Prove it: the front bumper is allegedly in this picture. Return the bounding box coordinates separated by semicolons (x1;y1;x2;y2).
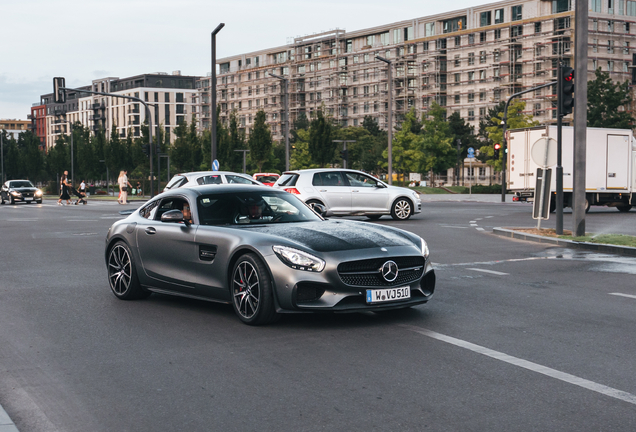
264;246;435;313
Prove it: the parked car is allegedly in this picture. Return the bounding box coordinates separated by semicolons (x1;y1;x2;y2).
273;169;422;220
163;171;262;192
104;184;435;325
252;173;280;186
0;180;43;204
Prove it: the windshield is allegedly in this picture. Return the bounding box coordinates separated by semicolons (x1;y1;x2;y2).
165;175;187;190
255;175;279;183
9;181;34;188
225;175;257;184
197;191;322;226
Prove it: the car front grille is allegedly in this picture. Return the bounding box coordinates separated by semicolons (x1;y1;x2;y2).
337;256;425;287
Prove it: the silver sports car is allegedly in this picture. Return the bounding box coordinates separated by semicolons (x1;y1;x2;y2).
105;185;435;325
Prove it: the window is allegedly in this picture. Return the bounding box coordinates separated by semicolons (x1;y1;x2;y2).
609;20;615;32
165;93;170;102
442;16;467;33
495;8;504;24
592;0;602;11
468;52;475;65
468;92;475;103
480;32;486;42
455;94;461;104
480;70;486;81
479;107;486;118
480;51;487;63
535;22;542;33
479;91;486;101
511;25;523;37
454;73;461;83
593;59;598;70
593;38;598;52
609;0;615;14
624;41;630;54
608;40;614;53
425;22;435;37
608;60;614;71
628;1;636;15
625;22;631;32
494;29;501;40
468;33;475;44
468;110;475;121
512;5;522;20
455;36;461;46
553;0;570;13
468;71;475;82
619;0;625;14
624;61;630;72
454;54;460;67
480;11;491;27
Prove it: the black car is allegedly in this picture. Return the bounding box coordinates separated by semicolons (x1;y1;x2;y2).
1;180;43;204
105;185;435;325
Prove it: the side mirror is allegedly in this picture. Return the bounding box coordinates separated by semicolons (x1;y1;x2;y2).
161;209;190;226
312;203;327;217
376;182;387;188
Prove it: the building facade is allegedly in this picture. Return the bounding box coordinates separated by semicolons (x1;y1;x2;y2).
37;72;198;150
0;119;31;140
196;0;636;142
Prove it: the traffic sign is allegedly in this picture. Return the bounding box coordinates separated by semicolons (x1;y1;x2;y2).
212;159;219;171
531;138;557;168
467;147;475;158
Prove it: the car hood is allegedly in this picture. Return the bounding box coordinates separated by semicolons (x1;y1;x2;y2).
241;220;418;252
11;187;38;192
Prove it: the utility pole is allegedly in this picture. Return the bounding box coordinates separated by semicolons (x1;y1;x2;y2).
269;72;290;171
1;132;4;185
234;149;250;173
573;0;588;237
376;56;393;185
211;23;225;169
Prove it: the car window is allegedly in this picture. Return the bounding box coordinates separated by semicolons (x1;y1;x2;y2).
255;175;279;183
277;173;298;186
226;175;257;184
197;175;223;185
314;172;345;187
197;191;321;226
165;175;187;190
344;172;378;188
154;198;190;222
139;200;160;219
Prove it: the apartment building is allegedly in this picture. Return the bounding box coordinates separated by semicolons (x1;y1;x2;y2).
195;0;636;141
37;72;198;150
0;119;30;141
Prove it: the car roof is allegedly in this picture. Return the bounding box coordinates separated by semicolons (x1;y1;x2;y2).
282;168;375;176
159;184;280;199
175;171;251;179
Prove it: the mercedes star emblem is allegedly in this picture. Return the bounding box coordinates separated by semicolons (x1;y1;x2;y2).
380;260;399;282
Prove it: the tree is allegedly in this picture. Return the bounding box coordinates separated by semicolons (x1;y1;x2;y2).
248;110;273;172
384;108;422;181
482;100;539;171
362;115;382;137
290;129;318;170
417;103;456;177
587;68;635;129
307;110;334;167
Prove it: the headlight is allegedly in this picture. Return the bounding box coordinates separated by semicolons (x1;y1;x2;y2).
273;245;325;272
35;190;43;196
420;238;430;260
10;190;21;196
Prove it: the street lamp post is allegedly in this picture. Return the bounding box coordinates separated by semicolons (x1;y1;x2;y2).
69;120;74;187
211;23;225;169
375;56;393;184
269;72;290;171
1;132;4;185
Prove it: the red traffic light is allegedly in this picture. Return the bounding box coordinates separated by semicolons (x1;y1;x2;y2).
564;71;574;82
494;143;501;150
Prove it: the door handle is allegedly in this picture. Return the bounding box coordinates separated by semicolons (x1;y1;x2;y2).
319;189;327;192
145;227;156;235
352;190;359;192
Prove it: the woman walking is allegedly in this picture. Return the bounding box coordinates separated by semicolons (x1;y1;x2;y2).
117;170;132;205
57;171;71;206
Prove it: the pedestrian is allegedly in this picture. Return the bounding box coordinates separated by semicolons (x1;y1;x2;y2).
57;171;71;206
75;179;88;205
136;181;142;197
118;170;132;204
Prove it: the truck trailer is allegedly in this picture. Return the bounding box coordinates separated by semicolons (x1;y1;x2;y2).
508;126;636;212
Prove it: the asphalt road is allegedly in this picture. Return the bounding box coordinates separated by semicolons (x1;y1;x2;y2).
0;199;635;431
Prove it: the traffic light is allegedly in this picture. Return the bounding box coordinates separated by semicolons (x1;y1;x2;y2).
340;149;348;161
494;143;501;159
561;66;575;115
53;77;66;104
142;144;150;157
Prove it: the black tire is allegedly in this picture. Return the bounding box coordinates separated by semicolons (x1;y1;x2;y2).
231;253;278;325
36;200;42;204
306;199;325;212
107;241;151;300
617;205;632;212
391;198;413;220
366;215;382;220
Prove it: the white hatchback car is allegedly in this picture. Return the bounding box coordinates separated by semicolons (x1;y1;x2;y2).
273;169;421;220
163;171;262;192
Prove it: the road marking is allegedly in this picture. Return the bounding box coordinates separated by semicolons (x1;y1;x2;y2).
474;218;483;221
67;220;99;222
475;227;485;231
469;220;476;223
435;256;557;268
401;325;636;406
440;225;470;229
609;293;636;300
466;268;509;276
485;216;494;218
470;224;478;227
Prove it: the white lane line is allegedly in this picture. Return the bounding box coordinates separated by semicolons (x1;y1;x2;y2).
470;224;478;227
475;218;483;221
401;325;636;406
469;220;476;224
67;220;99;222
485;216;494;218
475;227;485;231
609;293;636;300
440;225;470;229
466;268;509;276
435;256;556;269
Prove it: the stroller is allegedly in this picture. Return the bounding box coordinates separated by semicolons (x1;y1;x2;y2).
70;186;87;205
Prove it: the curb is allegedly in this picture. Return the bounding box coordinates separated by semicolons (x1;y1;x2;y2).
0;404;18;432
492;227;636;257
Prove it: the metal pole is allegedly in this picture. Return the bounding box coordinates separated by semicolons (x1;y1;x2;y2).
234;149;249;173
285;78;290;171
211;23;225;169
456;139;461;187
556;63;564;235
376;56;392;184
70;122;74;186
1;133;3;184
573;0;588;237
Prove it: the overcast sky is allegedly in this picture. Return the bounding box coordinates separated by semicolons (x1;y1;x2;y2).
0;0;494;120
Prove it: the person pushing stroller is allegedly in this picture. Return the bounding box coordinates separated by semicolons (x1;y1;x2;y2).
70;180;87;205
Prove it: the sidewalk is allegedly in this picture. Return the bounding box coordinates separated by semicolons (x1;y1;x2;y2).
0;404;18;432
418;193;515;203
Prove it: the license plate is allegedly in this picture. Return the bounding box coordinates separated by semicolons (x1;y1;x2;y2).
366;286;410;304
25;198;33;201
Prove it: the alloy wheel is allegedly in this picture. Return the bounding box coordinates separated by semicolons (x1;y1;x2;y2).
233;261;260;320
108;244;132;295
393;199;411;219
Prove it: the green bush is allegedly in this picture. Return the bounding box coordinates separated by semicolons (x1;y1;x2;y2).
470;184;502;194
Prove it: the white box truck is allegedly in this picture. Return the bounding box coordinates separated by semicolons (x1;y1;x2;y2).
508;126;636;212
